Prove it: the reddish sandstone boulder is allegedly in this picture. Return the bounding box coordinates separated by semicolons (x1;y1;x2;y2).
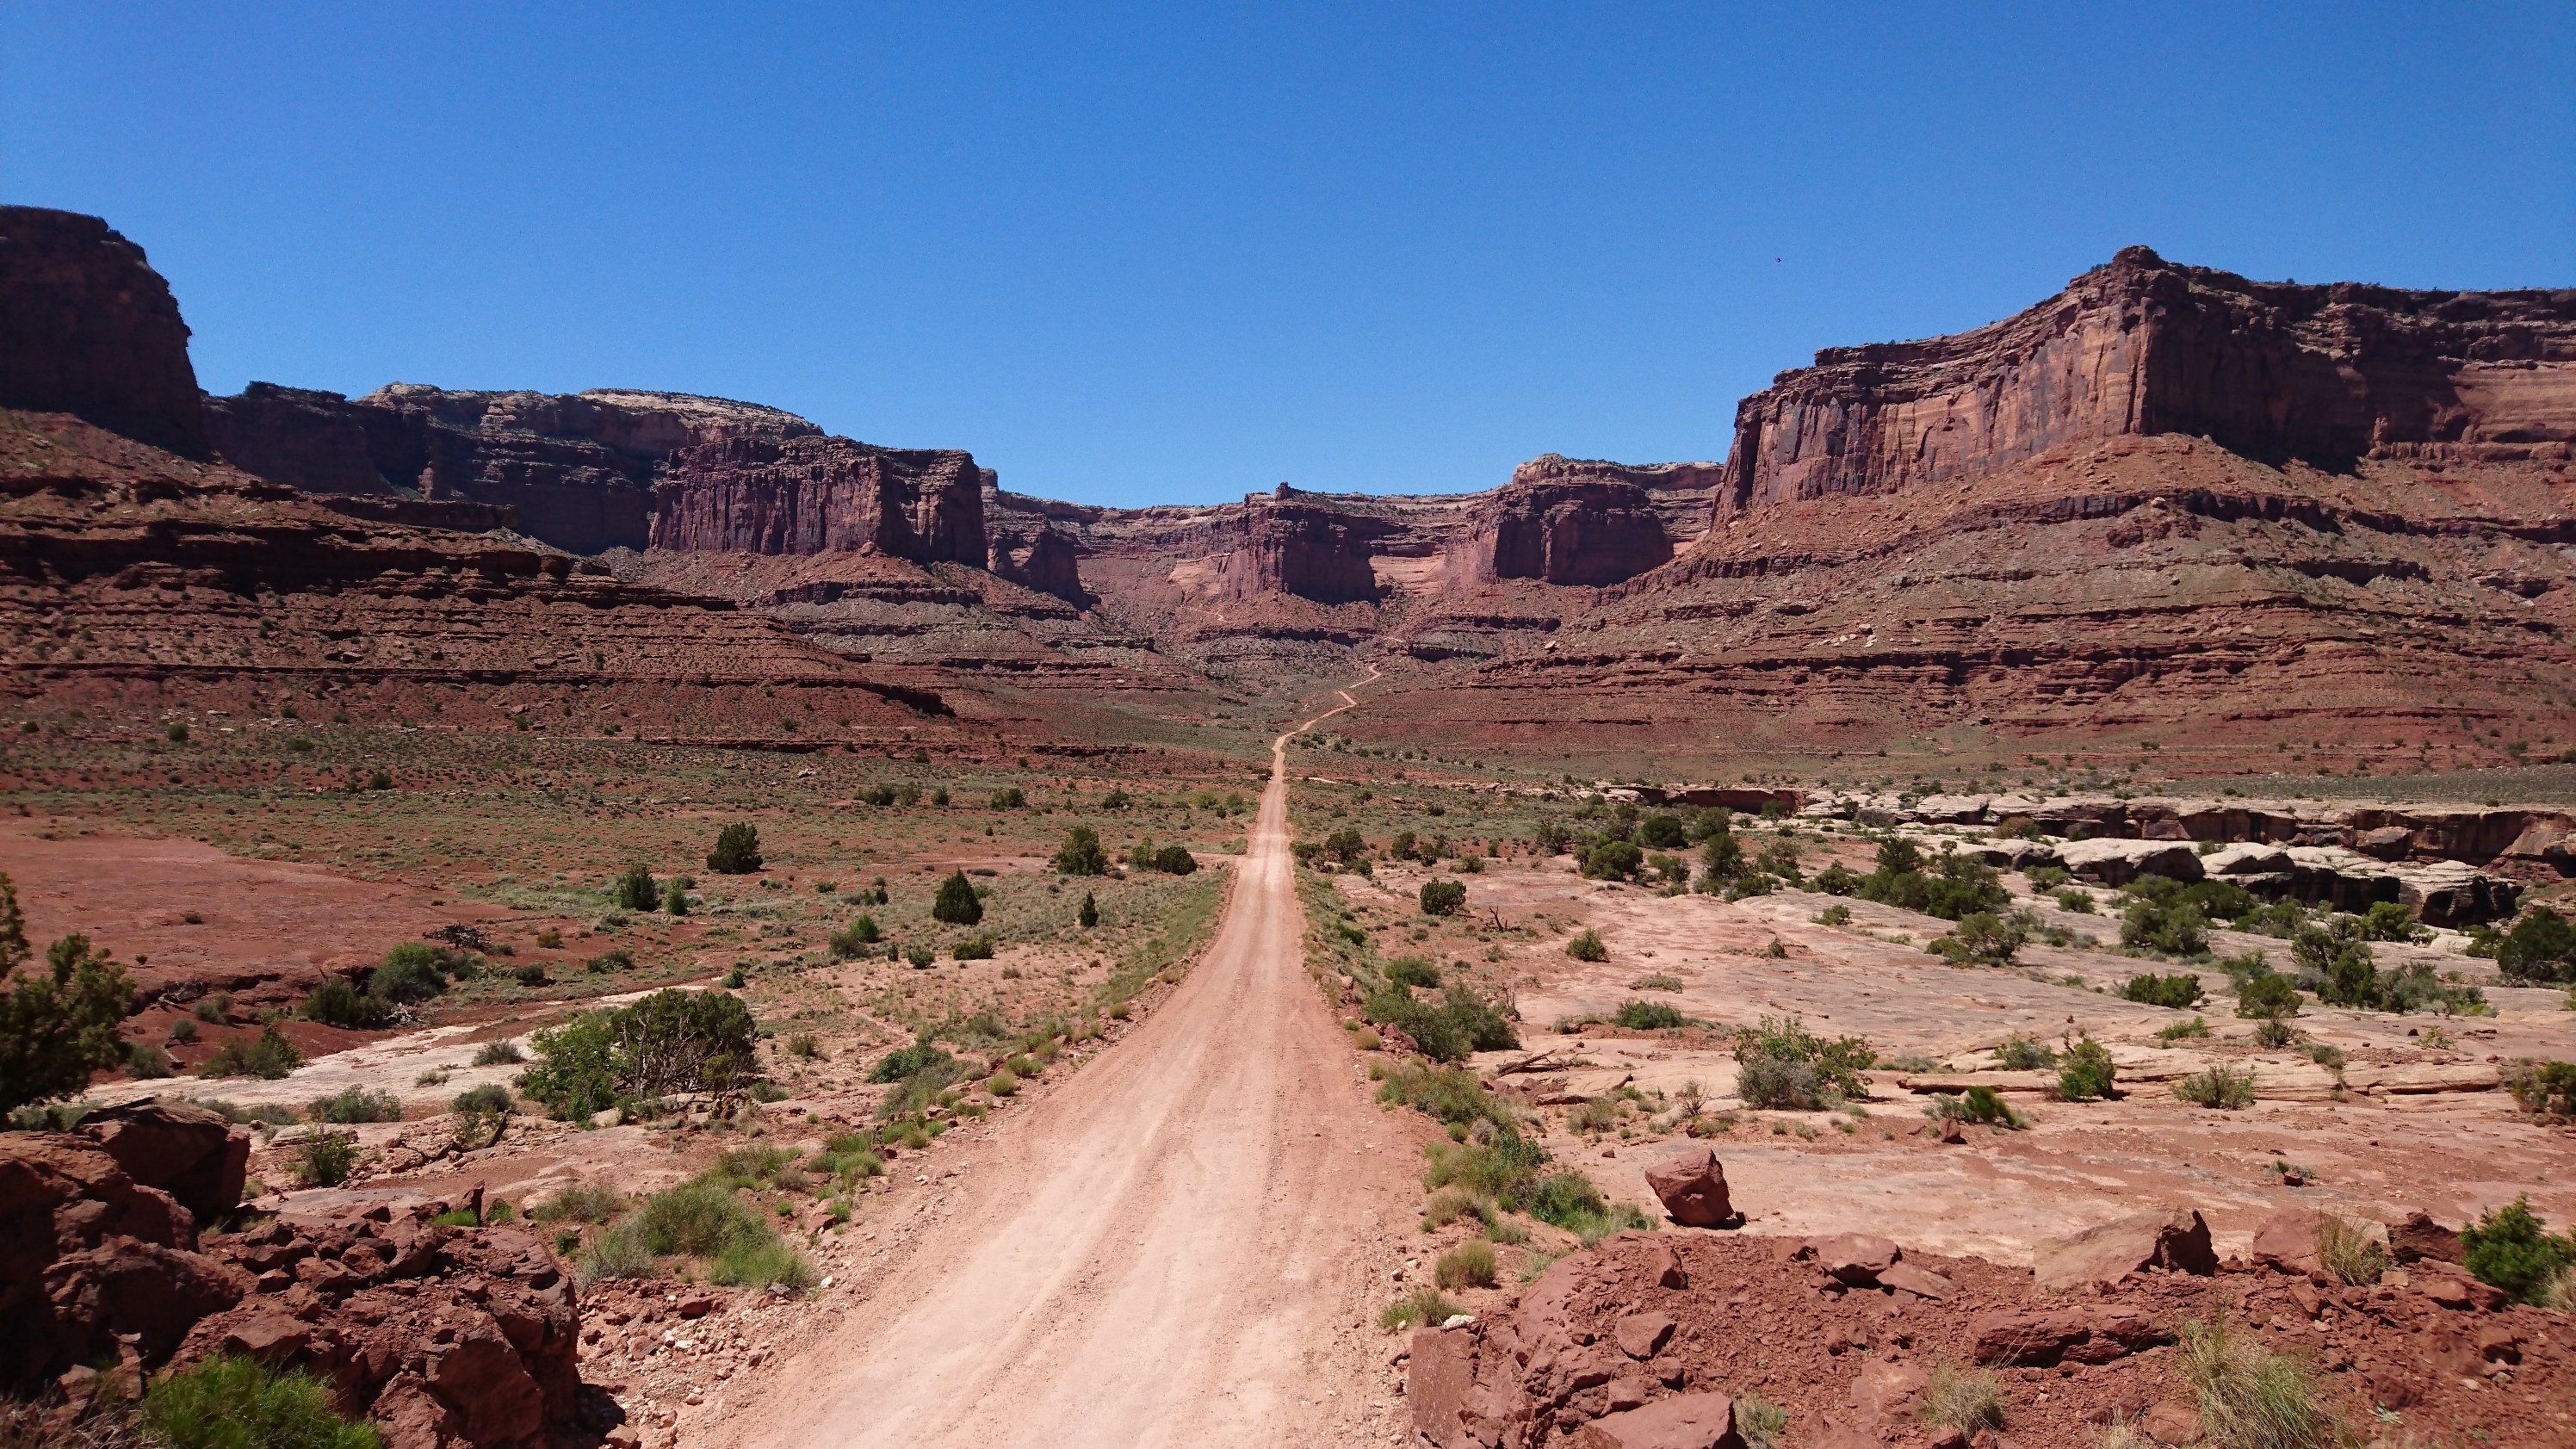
2139;1401;2203;1446
1613;1311;1677;1360
1972;1306;2171;1367
0;1133;238;1384
1811;1234;1899;1286
1570;1391;1739;1449
76;1098;249;1225
1643;1147;1733;1227
44;1238;252;1373
2032;1206;2215;1289
1877;1261;1955;1301
2387;1211;2462;1265
1847;1360;1928;1421
2250;1207;2325;1275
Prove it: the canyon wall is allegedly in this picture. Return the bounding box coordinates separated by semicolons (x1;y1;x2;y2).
648;436;987;563
1716;245;2576;521
0;208;209;460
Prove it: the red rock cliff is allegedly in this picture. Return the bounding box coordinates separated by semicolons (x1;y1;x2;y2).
1717;245;2576;521
649;435;988;563
1458;468;1675;586
0;207;209;460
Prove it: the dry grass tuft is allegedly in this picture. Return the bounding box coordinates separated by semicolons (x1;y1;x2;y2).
2179;1311;2337;1449
1919;1362;2005;1434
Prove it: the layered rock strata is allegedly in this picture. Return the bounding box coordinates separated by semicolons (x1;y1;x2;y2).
0;208;209;459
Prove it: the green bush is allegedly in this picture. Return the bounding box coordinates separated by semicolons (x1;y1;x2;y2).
870;1040;954;1083
2295;919;2381;1007
127;1039;175;1079
1149;845;1198;876
293;1128;362;1186
1054;826;1109;876
2176;1064;2256;1110
1365;984;1519;1062
2123;971;2206;1009
1564;929;1608;962
1733;1015;1871;1109
473;1039;524;1066
1419;879;1467;917
711;1233;815;1291
1638;814;1687;849
951;936;996;961
2054;887;2095;913
2236;970;2302;1020
2057;1036;2116;1101
1698;834;1747;890
1378;1062;1518;1132
579;1221;654;1286
585;948;635;975
1855;845;2009;921
1994;1034;2055;1070
0;895;136;1115
368;944;455;1005
302;975;391;1030
829;915;882;959
518;988;758;1118
1378;1286;1464;1333
202;1024;304;1081
2357;901;2428;943
932;870;984;925
1385;956;1442;989
1935;1085;2023;1128
452;1083;513;1116
2121;898;2208;957
143;1352;383;1449
707;822;764;875
1613;1000;1690;1031
990;786;1027;809
307;1087;401;1124
663;878;691;915
2504;1057;2576;1118
613;863;659;913
639;1180;761;1256
1581;839;1644;881
1932;910;2033;966
2499;906;2576;984
531;1179;627;1224
1077;891;1099;928
2461;1197;2576;1304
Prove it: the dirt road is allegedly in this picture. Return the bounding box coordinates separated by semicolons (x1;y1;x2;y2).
711;692;1416;1448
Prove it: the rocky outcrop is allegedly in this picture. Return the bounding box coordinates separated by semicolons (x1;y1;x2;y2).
1200;489;1396;604
0;207;209;459
73;1099;249;1226
1459;474;1673;587
1716;245;2576;521
650;435;986;562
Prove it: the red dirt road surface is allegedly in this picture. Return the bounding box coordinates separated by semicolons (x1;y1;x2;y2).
709;705;1417;1448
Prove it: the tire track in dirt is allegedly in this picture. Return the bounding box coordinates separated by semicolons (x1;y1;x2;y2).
709;679;1415;1448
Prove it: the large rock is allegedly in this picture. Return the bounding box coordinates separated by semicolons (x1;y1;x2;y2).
651;434;988;563
1643;1146;1733;1227
0;206;209;457
1713;245;2576;522
1458;469;1675;587
1972;1306;2171;1366
2032;1206;2216;1289
1811;1233;1899;1286
76;1098;249;1225
0;1134;239;1383
2057;838;2206;888
1570;1391;1739;1449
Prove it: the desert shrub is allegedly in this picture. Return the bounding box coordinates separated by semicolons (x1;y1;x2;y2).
1564;929;1608;962
828;915;882;960
2294;919;2380;1007
1931;910;2034;967
1365;983;1519;1063
1695;833;1747;891
951;936;996;961
2377;961;2486;1015
2121;898;2208;957
932;870;984;925
1567;1096;1619;1132
1613;1000;1691;1031
612;864;659;913
2122;971;2205;1008
127;1039;175;1078
2027;865;2070;889
308;1087;401;1124
663;878;691;916
202;1024;305;1080
142;1352;383;1449
1054;826;1109;876
1386;956;1442;989
1580;839;1644;882
2251;1017;2295;1048
1638;813;1688;849
1733;1015;1871;1108
2057;1036;2117;1101
1378;1062;1517;1133
1378;1286;1463;1333
578;1221;654;1285
639;1180;762;1257
452;1083;512;1116
2461;1196;2576;1305
785;1031;823;1061
302;975;392;1030
1149;845;1198;876
1434;1241;1497;1290
2175;1064;2256;1110
2315;1214;2387;1286
872;1041;963;1120
292;1128;361;1186
1075;891;1099;929
2054;887;2096;913
1813;903;1853;927
2235;970;2301;1020
369;944;456;1006
473;1039;525;1067
904;944;936;969
2356;900;2427;943
2177;1312;2335;1449
706;823;763;875
1857;846;2009;921
0;898;137;1115
1919;1362;2004;1435
1630;972;1683;990
986;1068;1020;1096
990;786;1026;809
710;1234;814;1291
531;1179;627;1224
1994;1034;2055;1070
1322;827;1368;863
2504;1057;2576;1117
1419;879;1468;917
2157;1016;2212;1041
2498;906;2576;984
1935;1085;2024;1129
1734;1395;1789;1449
518;988;758;1118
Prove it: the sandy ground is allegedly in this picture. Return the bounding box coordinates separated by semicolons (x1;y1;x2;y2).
703;692;1421;1449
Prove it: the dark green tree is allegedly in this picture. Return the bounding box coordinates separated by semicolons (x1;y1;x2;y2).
1077;892;1099;929
932;870;983;925
707;822;763;875
1419;880;1467;917
0;876;134;1115
613;863;660;913
1053;825;1109;876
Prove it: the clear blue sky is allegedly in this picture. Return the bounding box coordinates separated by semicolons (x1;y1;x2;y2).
7;3;2570;506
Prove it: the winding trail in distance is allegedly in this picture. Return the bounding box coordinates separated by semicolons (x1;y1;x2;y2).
712;673;1412;1448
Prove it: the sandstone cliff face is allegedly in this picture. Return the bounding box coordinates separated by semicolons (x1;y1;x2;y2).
649;435;986;563
1457;472;1674;586
0;207;208;460
1201;491;1396;604
1717;245;2576;521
